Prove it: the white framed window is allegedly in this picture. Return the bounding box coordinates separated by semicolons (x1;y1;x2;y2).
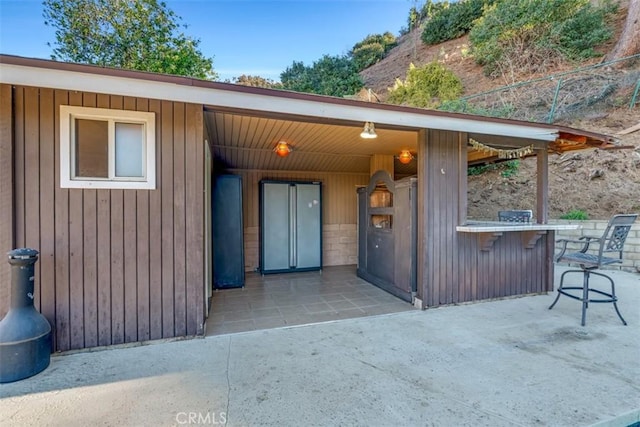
60;105;156;189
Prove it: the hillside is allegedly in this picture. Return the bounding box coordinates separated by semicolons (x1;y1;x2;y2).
360;1;640;220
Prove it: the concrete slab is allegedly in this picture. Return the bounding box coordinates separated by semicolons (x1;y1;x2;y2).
1;266;639;426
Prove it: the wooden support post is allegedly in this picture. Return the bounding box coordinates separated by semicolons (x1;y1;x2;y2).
536;148;549;224
416;129;428;307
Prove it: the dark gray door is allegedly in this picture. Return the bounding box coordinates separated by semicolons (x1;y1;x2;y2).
213;175;244;288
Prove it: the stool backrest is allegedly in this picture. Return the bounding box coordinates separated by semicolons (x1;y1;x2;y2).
498;210;532;223
601;214;638;259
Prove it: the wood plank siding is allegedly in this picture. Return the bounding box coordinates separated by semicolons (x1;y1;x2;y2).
0;84;13;316
3;84;206;351
418;129;554;307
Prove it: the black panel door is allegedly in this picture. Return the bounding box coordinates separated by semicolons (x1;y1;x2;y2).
213;175;245;288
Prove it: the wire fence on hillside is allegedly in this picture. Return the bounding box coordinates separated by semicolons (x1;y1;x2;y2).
451;54;640;124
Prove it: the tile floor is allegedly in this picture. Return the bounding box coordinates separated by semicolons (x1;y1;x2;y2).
204;265;415;336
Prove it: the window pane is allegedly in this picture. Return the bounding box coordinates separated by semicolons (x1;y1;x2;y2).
75;119;108;178
115;122;144;177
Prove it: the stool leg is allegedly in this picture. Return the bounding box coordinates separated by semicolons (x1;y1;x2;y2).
606;274;627;326
590;270;627;326
581;271;589;326
549;270;570;310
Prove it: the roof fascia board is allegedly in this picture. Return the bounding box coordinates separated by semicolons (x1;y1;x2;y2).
0;62;558;142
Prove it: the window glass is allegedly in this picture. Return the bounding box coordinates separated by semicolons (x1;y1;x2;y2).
115;122;144;177
75;119;108;178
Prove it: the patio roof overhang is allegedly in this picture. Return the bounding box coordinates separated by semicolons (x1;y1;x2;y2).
0;54;619;173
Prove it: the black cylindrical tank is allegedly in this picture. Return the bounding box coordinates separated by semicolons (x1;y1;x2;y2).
0;248;52;383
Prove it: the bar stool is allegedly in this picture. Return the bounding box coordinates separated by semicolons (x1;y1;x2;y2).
549;214;637;326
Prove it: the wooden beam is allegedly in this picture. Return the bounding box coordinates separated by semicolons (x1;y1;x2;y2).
458;133;468;224
468;133;548;149
536;148;549;224
616;122;640;136
416;129;428;308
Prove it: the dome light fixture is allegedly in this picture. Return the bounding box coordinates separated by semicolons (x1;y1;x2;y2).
397;150;415;164
360;122;377;139
274;141;292;157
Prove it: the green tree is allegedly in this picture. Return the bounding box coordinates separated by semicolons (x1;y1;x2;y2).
231;75;282;89
280;55;363;97
350;32;397;71
387;62;463;108
43;0;216;79
421;0;493;46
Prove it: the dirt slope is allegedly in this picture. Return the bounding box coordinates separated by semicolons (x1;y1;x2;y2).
360;2;639;220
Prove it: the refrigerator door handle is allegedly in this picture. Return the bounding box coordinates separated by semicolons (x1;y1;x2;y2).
289;184;297;268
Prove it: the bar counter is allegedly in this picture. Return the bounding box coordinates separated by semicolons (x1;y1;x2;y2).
456;221;581;251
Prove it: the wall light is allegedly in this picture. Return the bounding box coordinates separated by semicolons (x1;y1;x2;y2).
274;141;292;157
397;150;414;164
360;122;377;139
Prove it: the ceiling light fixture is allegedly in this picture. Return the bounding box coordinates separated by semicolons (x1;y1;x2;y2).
274;141;292;157
397;150;415;164
360;121;377;139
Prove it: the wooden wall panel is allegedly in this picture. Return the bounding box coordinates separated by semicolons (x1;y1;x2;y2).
110;189;125;345
136;98;150;342
96;93;111;347
24;87;40;310
370;154;394;176
12;86;206;351
14;87;25;251
53;89;70;350
0;84;14;318
420;129;554;308
173;102;187;338
161;100;175;338
186;103;205;335
148;99;163;341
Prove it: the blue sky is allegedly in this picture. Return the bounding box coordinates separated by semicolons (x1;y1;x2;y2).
0;0;410;81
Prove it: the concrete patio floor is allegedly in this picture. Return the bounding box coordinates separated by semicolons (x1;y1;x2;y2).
1;266;638;427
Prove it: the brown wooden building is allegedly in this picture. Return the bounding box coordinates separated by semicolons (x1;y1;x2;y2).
0;55;615;352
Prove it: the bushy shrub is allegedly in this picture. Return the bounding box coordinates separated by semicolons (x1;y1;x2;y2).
387;62;463;108
421;0;493;46
500;160;519;178
467;160;520;177
280;55;363;97
232;74;282;89
351;32;397;71
470;0;617;77
559;209;589;220
404;0;450;35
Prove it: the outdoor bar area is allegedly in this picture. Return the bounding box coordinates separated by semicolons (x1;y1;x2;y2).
407;130;587;308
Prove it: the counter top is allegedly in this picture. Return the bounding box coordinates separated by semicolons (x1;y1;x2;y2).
456;221;581;233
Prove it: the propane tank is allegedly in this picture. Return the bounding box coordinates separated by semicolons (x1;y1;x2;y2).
0;248;52;383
